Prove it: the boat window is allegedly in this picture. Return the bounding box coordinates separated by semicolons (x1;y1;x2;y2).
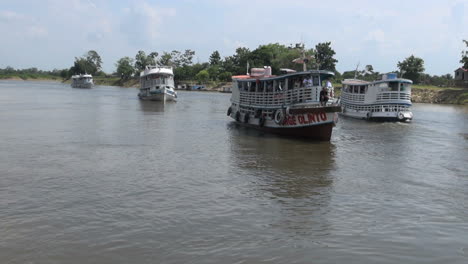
276;79;285;91
379;83;388;89
360;85;366;94
266;80;273;92
287;78;294;90
250;81;256;92
256;81;264;92
389;82;399;91
313;76;319;86
400;83;406;91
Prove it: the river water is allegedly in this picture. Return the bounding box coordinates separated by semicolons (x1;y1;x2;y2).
1;80;467;264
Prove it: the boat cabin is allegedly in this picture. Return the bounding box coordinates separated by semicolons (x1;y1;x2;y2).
233;70;333;107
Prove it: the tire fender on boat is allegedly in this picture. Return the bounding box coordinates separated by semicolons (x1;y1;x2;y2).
397;111;405;120
366;112;371;120
235;111;241;122
274;109;285;124
227;107;232;116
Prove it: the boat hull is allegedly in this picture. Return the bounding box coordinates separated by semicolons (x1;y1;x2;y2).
138;91;177;102
71;83;93;88
237;121;334;141
229;109;339;141
341;108;413;122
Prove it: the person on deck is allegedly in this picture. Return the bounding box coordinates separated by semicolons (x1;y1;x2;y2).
325;79;334;98
319;87;329;106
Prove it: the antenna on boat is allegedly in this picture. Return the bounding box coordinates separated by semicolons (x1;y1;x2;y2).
354;62;360;79
246;61;250;75
291;42;309;72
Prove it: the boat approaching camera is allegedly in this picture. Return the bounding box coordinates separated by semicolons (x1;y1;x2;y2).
227;67;341;141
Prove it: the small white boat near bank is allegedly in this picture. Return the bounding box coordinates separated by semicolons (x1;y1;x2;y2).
71;74;93;88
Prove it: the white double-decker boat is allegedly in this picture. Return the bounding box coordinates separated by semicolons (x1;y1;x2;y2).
227;66;341;141
138;66;177;101
340;73;413;121
71;74;93;88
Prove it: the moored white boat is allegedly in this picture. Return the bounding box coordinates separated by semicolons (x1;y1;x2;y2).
71;74;93;88
138;66;177;102
227;67;341;141
340;73;413;121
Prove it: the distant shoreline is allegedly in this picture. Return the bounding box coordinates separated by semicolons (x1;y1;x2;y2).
1;78;466;105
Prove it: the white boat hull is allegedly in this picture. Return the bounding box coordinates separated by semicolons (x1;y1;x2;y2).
71;83;93;88
138;89;177;102
341;107;413;121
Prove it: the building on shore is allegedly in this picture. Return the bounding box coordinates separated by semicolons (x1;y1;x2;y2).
454;67;468;88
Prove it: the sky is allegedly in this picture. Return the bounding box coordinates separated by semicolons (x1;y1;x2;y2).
0;0;467;75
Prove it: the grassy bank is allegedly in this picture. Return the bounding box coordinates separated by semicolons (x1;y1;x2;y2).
0;74;61;81
411;85;468;105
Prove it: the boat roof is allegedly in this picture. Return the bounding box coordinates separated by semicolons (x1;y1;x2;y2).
233;70;334;82
140;65;173;77
341;79;370;85
72;74;92;78
342;78;413;85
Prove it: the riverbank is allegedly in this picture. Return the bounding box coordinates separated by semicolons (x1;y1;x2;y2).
332;84;468;105
411;85;468;104
2;77;467;104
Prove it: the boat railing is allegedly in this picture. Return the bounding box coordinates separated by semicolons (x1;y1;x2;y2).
376;92;411;101
239;87;319;107
341;93;365;103
342;91;411;103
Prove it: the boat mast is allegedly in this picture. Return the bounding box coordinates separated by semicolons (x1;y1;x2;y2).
354;62;360;79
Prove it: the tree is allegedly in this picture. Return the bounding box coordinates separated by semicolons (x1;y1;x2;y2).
397;55;425;84
207;65;221;80
209;51;221;65
85;50;102;73
159;52;173;66
134;50;158;73
115;57;134;80
218;71;232;82
68;50;103;75
69;57;96;75
461;39;468;69
195;70;209;83
315;42;338;71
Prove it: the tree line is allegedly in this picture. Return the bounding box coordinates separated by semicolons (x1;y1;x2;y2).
2;40;467;87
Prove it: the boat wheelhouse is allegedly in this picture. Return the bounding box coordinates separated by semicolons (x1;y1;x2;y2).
340;73;413;121
227;67;341;141
138;66;177;101
71;74;93;88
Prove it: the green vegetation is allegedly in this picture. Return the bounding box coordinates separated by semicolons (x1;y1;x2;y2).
461;40;468;69
1;40;467;104
115;57;134;81
0;67;62;80
397;55;425;84
69;50;103;76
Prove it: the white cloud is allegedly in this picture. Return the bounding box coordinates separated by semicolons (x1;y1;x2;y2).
120;1;176;46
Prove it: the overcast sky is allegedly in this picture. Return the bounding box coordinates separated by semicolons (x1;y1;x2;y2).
0;0;466;75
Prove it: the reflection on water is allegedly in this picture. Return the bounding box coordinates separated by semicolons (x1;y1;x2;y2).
1;82;468;264
227;122;335;237
138;100;167;112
